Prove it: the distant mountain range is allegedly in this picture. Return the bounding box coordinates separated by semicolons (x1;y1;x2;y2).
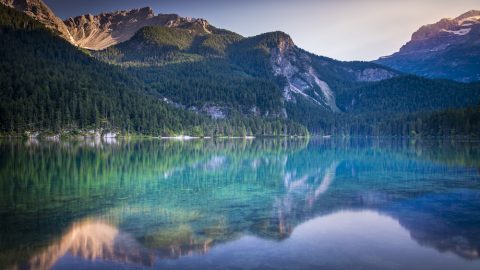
376;10;480;82
0;0;479;136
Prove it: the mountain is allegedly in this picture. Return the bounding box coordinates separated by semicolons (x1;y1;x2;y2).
0;0;74;43
0;4;201;135
0;0;239;50
97;24;480;136
95;26;284;119
376;10;480;82
64;7;234;50
1;0;480;137
0;4;306;136
96;27;400;120
228;31;399;113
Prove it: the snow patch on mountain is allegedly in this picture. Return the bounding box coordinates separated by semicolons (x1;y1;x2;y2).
442;28;471;36
375;10;480;82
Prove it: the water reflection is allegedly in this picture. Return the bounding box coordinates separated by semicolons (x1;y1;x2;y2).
16;211;480;270
0;138;480;269
24;220;152;270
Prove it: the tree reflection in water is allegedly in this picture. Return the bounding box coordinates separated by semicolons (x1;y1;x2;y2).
0;138;479;270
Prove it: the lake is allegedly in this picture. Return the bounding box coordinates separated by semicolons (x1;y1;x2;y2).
1;137;480;270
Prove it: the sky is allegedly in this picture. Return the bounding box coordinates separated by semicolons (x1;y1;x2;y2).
44;0;480;61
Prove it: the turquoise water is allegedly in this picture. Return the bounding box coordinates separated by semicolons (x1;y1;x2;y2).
1;138;480;270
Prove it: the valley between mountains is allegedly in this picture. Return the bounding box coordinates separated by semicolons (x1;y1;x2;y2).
1;0;479;137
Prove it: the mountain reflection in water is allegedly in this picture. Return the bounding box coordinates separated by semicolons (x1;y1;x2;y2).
24;221;152;270
0;138;479;270
18;211;480;270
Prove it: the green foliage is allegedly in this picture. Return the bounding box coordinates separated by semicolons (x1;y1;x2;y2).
0;26;191;134
286;104;480;137
137;26;196;50
127;59;284;115
195;33;243;56
0;5;307;137
94;25;287;118
227;31;291;78
337;76;480;113
0;138;309;267
95;26;243;65
378;105;480;137
1;4;479;138
0;4;43;30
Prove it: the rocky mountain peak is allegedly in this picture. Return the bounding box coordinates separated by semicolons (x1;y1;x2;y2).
269;31;294;48
455;10;480;21
1;0;221;50
249;31;295;54
410;19;456;41
95;7;155;21
276;32;295;53
394;10;480;55
0;0;75;43
376;10;480;82
413;10;479;40
267;35;340;112
164;16;214;34
64;7;157;28
64;6;218;50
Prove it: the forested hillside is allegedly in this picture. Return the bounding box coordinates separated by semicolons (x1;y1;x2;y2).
95;24;480;136
0;5;307;137
2;2;480;138
375;105;480;137
337;76;480;114
94;26;287;117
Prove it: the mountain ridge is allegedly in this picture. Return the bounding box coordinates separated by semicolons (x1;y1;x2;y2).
0;0;234;50
96;26;400;119
0;4;307;136
0;0;75;42
64;7;230;50
376;10;480;82
1;0;480;136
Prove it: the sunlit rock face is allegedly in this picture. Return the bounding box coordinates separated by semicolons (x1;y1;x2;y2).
270;34;340;112
0;0;75;43
376;10;480;82
402;10;480;53
263;32;396;114
64;7;218;50
0;0;222;50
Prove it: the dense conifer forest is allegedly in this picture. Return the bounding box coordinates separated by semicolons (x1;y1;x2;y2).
1;4;479;137
0;5;307;137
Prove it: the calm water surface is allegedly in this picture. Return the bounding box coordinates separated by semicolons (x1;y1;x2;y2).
1;138;480;270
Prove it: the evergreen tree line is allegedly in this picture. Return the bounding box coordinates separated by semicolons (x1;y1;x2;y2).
1;4;479;138
0;5;307;137
92;19;480;138
289;104;480;137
